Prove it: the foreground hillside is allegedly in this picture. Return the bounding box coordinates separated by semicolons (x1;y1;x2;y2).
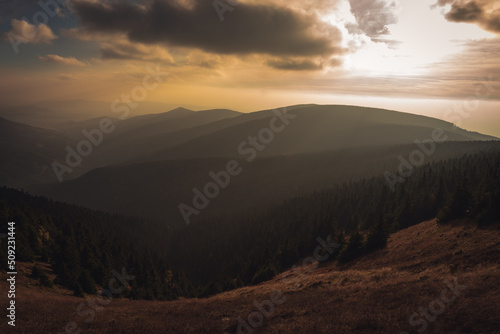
2;219;499;333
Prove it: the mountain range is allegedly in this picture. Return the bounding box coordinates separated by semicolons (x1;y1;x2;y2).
2;103;497;223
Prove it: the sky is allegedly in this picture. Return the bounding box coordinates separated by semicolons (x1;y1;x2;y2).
0;0;499;136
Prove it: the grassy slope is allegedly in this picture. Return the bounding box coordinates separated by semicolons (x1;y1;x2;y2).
1;219;499;333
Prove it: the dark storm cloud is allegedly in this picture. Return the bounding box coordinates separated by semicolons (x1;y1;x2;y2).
446;1;483;22
435;0;500;33
71;0;342;57
348;0;399;38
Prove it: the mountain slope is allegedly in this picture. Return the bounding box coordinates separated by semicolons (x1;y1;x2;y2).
5;104;496;188
33;104;498;224
140;104;495;161
0;106;64;129
2;219;499;333
37;141;500;223
59;108;241;168
0;116;71;187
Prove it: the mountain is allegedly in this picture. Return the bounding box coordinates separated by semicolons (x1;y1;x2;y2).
0;106;71;129
0;116;71;187
0;100;121;129
4;103;499;219
65;107;242;168
1;140;499;334
0;186;184;301
139;104;495;162
33;104;498;223
0;100;204;129
37;141;500;224
0;106;241;186
6;104;496;188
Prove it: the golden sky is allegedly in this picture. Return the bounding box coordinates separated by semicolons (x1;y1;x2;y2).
0;0;499;135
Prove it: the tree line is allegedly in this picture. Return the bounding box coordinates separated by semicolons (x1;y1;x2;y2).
1;146;499;298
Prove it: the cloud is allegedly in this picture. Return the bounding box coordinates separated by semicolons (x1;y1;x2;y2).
38;54;89;66
56;74;78;81
348;0;400;38
184;51;223;69
267;59;324;71
431;38;500;80
61;27;176;64
60;27;99;41
100;39;175;64
3;19;57;44
72;0;343;57
435;0;500;33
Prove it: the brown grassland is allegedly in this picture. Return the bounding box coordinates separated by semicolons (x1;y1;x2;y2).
1;219;499;333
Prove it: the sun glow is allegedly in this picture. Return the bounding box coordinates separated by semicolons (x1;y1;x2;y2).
338;0;495;76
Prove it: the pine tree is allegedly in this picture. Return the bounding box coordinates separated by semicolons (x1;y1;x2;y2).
338;230;365;263
439;176;472;222
365;215;389;252
73;282;84;298
78;270;97;294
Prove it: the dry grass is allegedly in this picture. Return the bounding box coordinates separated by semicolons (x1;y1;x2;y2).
1;219;500;333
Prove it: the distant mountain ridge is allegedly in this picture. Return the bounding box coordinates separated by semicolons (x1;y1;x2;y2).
2;104;498;211
65;107;242;168
138;104;495;162
0;99;208;129
0;116;70;187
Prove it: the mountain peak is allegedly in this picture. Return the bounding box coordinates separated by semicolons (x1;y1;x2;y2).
167;107;194;115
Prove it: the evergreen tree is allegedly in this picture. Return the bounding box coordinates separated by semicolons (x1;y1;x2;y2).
338;230;365;263
78;271;97;294
73;282;84;298
365;216;389;252
439;176;472;222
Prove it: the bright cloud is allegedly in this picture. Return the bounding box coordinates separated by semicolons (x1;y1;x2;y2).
38;54;90;66
3;19;57;46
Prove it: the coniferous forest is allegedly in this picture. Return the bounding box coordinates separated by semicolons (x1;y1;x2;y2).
2;147;499;299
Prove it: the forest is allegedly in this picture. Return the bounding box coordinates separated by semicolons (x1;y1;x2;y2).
1;146;499;299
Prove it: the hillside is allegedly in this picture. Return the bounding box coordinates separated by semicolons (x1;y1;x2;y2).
28;146;500;296
0;100;178;129
2;104;497;188
0;107;241;186
139;105;496;161
1;219;498;333
0;116;71;187
66;107;242;168
38;141;500;223
1;136;499;333
30;104;498;222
